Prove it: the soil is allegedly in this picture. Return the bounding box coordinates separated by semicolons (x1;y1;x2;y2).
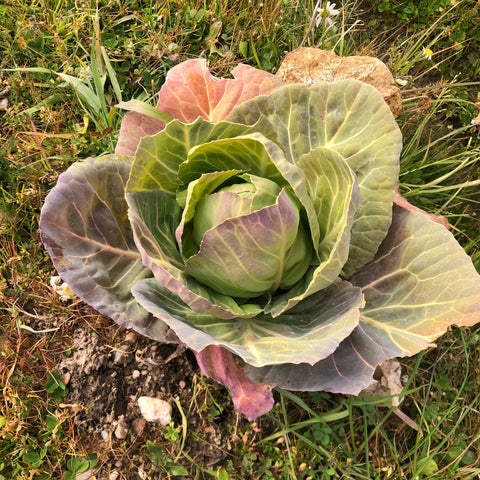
18;301;254;479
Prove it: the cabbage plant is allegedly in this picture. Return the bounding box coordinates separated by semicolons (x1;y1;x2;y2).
40;59;480;420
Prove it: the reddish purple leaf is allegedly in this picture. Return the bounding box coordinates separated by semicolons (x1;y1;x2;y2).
195;346;275;421
115;111;166;156
393;186;449;229
115;59;284;157
157;59;285;123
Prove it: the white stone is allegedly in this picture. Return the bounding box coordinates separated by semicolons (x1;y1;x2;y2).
138;396;172;426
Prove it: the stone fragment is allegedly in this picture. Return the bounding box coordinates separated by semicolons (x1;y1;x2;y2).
276;47;402;117
132;417;147;435
114;415;129;439
138;396;172;426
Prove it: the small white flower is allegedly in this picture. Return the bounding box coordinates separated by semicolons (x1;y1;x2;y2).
422;47;433;60
395;78;408;86
315;2;340;27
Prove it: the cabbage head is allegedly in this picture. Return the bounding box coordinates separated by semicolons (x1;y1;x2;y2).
40;59;480;420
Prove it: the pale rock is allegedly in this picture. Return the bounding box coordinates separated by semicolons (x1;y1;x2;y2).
114;415;129;439
138;396;172;425
276;47;402;117
124;331;137;343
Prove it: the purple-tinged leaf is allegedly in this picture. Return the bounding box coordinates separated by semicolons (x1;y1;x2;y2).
184;189;304;298
115;112;166;157
245;204;480;393
115;59;284;157
39;155;176;342
157;59;284;123
195;345;274;421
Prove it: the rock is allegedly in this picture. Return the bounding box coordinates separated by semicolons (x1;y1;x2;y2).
124;331;137;343
114;415;129;439
111;344;133;365
276;47;402;117
138;396;172;426
60;371;71;386
132;417;147;435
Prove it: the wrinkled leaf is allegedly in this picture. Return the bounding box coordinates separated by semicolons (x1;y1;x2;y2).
226;80;402;277
245;205;480;392
39;155;175;342
131;277;364;367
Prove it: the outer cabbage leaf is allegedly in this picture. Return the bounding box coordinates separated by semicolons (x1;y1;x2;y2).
115;59;284;156
195;346;274;422
131;277;364;367
115;112;166;157
226;80;403;277
39;155;175;342
245;204;480;392
156;58;284;123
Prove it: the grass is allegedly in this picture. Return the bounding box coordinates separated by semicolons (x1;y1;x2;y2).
1;0;480;478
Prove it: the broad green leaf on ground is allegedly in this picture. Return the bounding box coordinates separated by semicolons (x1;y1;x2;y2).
351;204;480;350
244;205;480;393
39;155;175;342
226;80;402;277
131;277;364;367
156;58;284;123
195;346;274;421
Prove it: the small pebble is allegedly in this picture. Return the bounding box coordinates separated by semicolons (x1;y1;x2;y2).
60;371;71;386
124;331;137;343
138;396;172;426
132;417;147;435
132;369;140;379
114;415;128;439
